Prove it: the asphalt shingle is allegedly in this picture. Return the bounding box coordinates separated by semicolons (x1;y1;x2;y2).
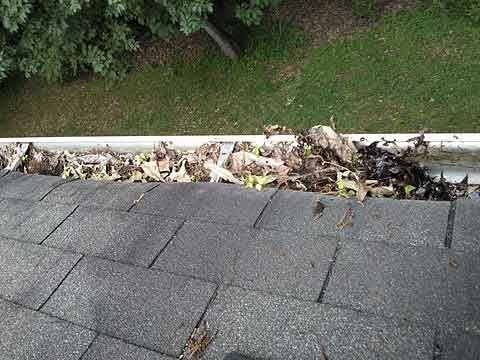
256;190;356;238
0;298;95;360
132;183;276;226
43;180;157;210
0;198;76;244
202;286;434;360
233;228;336;301
0;172;66;201
152;221;253;284
42;256;216;356
82;335;173;360
452;200;480;252
324;241;480;338
0;236;81;309
444;333;480;360
355;198;450;247
153;221;336;300
44;207;182;267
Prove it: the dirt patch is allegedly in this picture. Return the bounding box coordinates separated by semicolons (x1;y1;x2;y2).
134;32;210;68
275;0;368;46
275;0;423;47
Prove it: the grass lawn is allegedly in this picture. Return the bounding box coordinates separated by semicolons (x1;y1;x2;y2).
1;7;480;136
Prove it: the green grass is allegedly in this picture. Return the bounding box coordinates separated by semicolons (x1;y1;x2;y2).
1;7;480;136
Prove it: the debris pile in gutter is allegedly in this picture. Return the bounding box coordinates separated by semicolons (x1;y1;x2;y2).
1;126;478;201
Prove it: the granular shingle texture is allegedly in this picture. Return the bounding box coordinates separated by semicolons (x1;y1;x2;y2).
324;241;480;337
44;207;182;267
0;298;95;360
0;174;478;360
132;182;276;226
354;198;450;247
153;221;336;300
0;236;81;309
256;190;357;238
452;199;480;251
0;172;66;201
0;198;76;244
43;180;157;210
82;335;174;360
42;256;216;356
202;286;434;360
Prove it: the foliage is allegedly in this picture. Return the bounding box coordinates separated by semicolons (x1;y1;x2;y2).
0;0;281;82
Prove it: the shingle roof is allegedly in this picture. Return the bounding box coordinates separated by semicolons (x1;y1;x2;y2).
0;172;479;359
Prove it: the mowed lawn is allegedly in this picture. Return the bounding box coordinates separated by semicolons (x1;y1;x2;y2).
1;7;479;136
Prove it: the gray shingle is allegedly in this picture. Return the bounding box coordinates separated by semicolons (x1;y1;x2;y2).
132;183;276;226
152;221;253;284
0;298;95;360
232;228;336;301
222;354;255;360
0;236;81;309
0;172;66;201
452;200;480;251
153;221;336;300
44;207;182;267
444;333;480;360
202;286;434;360
256;190;357;238
82;335;173;360
42;256;216;356
355;198;450;248
0;198;76;244
324;241;480;336
43;180;157;210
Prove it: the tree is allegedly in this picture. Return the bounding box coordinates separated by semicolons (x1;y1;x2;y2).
0;0;281;83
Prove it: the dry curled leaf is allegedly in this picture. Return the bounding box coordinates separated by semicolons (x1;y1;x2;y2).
336;207;354;229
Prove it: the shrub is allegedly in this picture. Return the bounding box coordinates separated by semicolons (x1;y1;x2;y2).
0;0;282;82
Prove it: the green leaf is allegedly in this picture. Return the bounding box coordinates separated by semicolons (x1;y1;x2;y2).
404;184;416;195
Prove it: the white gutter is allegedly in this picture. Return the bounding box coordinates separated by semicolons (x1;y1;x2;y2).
347;133;480;152
1;133;480;184
1;133;480;152
0;135;296;152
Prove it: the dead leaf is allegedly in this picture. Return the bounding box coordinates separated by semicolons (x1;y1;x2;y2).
141;160;165;181
183;321;216;360
313;199;326;220
336;207;354;229
133;193;144;205
168;159;191;182
306;126;357;163
204;160;242;184
448;256;458;272
357;181;369;202
130;170;145;182
369;185;395;197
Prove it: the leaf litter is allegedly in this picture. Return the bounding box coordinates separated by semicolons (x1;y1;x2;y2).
0;125;478;202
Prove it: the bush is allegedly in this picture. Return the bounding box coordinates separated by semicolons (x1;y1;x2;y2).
0;0;282;83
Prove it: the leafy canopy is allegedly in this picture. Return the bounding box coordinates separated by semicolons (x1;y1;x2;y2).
0;0;281;82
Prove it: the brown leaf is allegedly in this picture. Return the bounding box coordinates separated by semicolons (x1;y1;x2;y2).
448;256;458;272
336;207;354;229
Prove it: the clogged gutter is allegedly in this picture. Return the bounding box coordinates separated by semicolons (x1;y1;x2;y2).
1;126;478;201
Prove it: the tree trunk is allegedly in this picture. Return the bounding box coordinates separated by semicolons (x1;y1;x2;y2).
202;20;240;60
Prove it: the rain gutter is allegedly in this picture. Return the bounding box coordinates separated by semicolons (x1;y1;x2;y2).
1;133;479;184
